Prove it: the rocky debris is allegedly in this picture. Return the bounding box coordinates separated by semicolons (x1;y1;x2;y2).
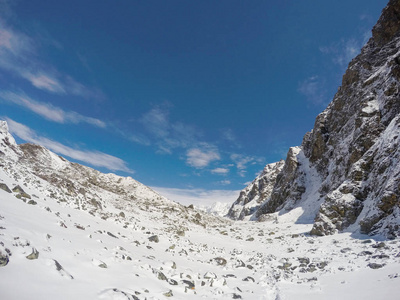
368;263;385;269
25;248;39;260
107;231;118;239
148;235;159;243
163;290;173;297
0;183;11;193
12;185;31;199
0;251;9;266
212;257;227;266
53;259;74;279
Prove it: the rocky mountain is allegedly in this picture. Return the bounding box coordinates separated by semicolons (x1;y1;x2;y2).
227;160;285;220
228;0;400;239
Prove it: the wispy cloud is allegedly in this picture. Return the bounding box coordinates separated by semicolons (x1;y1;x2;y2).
22;72;66;94
230;153;264;177
1;91;106;128
220;128;241;148
319;36;368;70
0;24;103;99
216;180;231;186
151;186;239;207
211;167;230;175
297;75;327;105
138;105;203;154
5;118;132;173
186;146;220;168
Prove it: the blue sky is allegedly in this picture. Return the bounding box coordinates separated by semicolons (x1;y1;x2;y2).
0;0;388;205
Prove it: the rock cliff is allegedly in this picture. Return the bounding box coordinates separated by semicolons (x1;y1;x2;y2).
227;160;285;220
230;0;400;238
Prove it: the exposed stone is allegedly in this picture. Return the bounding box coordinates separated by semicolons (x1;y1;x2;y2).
26;248;39;260
0;251;9;266
212;257;227;266
0;183;11;193
148;235;159;243
368;263;385;269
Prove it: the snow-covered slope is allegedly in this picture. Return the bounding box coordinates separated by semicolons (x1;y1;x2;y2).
234;0;400;240
1;119;400;299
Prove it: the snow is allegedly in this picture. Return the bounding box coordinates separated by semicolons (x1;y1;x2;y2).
1;124;400;299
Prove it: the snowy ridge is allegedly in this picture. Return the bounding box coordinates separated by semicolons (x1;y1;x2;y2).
233;0;400;240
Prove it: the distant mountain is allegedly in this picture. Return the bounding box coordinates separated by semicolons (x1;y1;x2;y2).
229;0;400;239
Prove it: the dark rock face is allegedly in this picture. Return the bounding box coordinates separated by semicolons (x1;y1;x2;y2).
227;160;285;220
236;0;400;238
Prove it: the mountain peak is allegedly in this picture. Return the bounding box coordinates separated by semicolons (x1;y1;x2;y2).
229;0;400;239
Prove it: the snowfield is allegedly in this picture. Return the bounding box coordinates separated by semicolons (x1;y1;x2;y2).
0;161;399;299
0;119;400;299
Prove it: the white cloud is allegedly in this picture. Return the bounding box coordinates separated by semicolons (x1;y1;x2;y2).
230;153;264;177
298;75;327;105
216;180;231;186
1;91;106;128
211;167;230;175
186;147;220;168
23;72;66;94
5;118;132;173
230;153;261;170
138;105;203;154
220;128;241;148
129;134;151;146
319;37;367;70
140;106;170;138
151;186;239;207
0;25;103;98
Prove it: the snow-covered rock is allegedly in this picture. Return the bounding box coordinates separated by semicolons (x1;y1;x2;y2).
227;160;285;220
238;0;400;239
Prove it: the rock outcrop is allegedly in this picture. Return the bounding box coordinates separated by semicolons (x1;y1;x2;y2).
227;160;285;220
234;0;400;238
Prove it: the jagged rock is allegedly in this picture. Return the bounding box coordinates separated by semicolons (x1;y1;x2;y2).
204;272;217;279
255;147;304;219
242;276;255;282
182;279;195;289
155;270;167;281
53;259;74;279
176;230;185;237
0;251;9;266
167;278;178;285
227;160;285;220
148;235;159;243
232;0;400;238
163;290;173;297
12;185;31;199
368;263;385;269
107;231;118;239
0;183;11;193
212;257;227;266
26;248;39;260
